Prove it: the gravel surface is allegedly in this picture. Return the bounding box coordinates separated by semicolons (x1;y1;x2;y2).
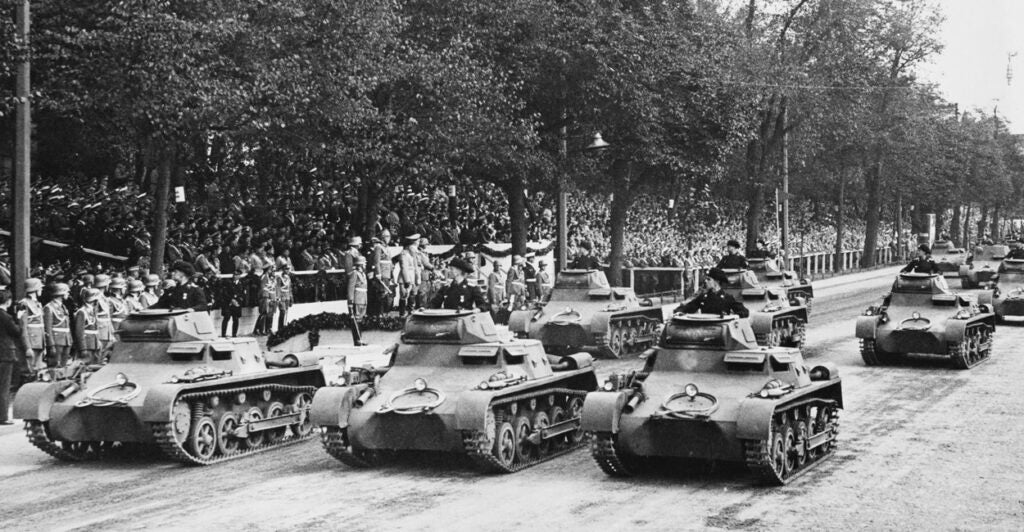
2;266;1022;532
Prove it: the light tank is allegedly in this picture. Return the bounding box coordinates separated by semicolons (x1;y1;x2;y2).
583;313;842;485
746;258;815;312
311;309;598;473
993;258;1024;323
13;310;324;464
719;268;809;348
856;273;995;369
930;240;967;278
508;269;664;358
959;244;1010;288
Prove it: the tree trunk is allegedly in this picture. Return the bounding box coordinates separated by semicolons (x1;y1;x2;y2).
963;203;973;247
355;178;368;237
505;175;528;256
978;206;989;240
745;185;764;255
950;204;962;246
990;206;1000;240
834;170;845;273
149;147;174;275
861;155;882;267
607;164;633;287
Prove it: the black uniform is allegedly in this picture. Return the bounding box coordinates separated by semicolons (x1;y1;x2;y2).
900;257;940;274
673;289;749;318
747;249;776;260
429;278;489;312
716;253;748;270
153;282;209;311
1006;248;1024;259
571;255;600;270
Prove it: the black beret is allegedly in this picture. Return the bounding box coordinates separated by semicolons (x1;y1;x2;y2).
448;257;474;274
727;239;741;249
707;267;729;284
918;244;931;254
171;260;195;277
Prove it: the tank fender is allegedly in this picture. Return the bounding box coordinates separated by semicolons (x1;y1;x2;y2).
508;310;532;334
454;391;495;431
310;385;366;428
580;391;628;434
958;265;970;277
808;361;840;381
749;312;774;335
976;291;993;306
139;384;188;422
562;352;594;370
589;313;612;335
12;382;61;421
855;315;880;339
736;396;777;440
942;320;968;344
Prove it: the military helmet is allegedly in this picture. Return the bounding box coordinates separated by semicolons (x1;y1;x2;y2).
94;274;111;289
24;278;43;294
128;280;145;293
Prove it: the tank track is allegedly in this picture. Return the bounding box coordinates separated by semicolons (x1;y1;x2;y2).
461;387;590;474
743;399;840;485
25;420;103;462
320;427;391;468
594;316;662;359
590;432;644;477
150;383;317;466
949;322;994;369
859;338;898;366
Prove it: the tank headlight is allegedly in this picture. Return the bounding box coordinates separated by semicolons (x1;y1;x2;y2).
602;380;615;392
863;308;874;316
684;383;699;398
413;378;428;392
115;373;128;386
912;312;921;320
954;309;972;319
759;389;770;398
478;381;490;390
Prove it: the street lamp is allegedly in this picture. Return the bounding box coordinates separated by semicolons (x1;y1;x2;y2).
557;132;611;272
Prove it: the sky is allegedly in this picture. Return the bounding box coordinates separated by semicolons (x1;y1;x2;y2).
920;0;1024;134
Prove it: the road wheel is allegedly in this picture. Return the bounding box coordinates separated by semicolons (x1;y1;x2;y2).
264;402;287;444
290;392;315;437
242;407;265;448
492;422;516;469
189;416;218;461
216;412;240;456
548;406;567;450
513;415;534;463
532;411;552;456
566;397;585;445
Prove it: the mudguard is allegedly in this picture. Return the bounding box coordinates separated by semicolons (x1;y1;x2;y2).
580;391;628;433
508;310;532;334
942;319;968;344
562;352;594;370
809;361;840;381
749;312;774;336
855;315;880;339
454;390;496;431
310;385;365;428
12;382;61;421
588;313;612;336
139;383;187;422
736;396;776;440
976;291;993;306
958;265;970;278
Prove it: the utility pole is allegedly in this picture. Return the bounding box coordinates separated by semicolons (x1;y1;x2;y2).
557;120;568;272
12;0;31;299
781;100;790;268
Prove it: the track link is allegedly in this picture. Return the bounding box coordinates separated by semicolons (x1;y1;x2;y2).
744;400;839;485
24;420;100;462
151;383;317;466
949;323;994;369
590;432;642;477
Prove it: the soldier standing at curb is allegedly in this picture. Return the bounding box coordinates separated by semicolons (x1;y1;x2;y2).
73;289;103;365
43;283;73;369
17;278;45;374
348;256;368;320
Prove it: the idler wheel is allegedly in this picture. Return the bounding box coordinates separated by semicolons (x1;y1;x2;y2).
566;397;585;445
265;402;287;444
189;416;218;461
608;328;624;358
216;412;241;456
532;411;552;455
492;421;516;468
782;423;799;475
769;429;788;481
243;407;265;448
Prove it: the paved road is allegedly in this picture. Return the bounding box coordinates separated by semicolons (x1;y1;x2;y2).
2;267;1022;531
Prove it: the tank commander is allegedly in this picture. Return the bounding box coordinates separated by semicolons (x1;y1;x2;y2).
901;244;940;274
152;261;208;311
1006;246;1024;260
747;238;776;260
716;239;748;270
673;268;749;318
571;241;601;270
429;257;489;312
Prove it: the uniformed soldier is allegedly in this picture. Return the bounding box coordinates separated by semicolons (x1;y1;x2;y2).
747;239;777;260
43;283;73;368
73;289;104;365
463;251;487;291
347;256;369;320
395;234;422;316
342;236;362;276
219;269;247;337
674;268;749;318
140;274;161;309
430;258;489;312
253;266;278;335
716;240;749;270
107;277;130;332
153;261;208;311
126;279;147;314
415;237;435;309
506;255;528;310
523;252;539;301
488;260;507;308
368;232;394;316
17;278;46;373
901;244;940;274
276;264;294;330
537;260;553;302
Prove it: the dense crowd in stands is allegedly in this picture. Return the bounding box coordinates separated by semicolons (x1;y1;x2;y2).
0;175;897;275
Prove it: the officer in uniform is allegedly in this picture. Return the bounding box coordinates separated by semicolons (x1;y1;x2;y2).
17;278;46;373
537;260;553;302
430;258;489;312
126;280;147;314
395;234;422;316
342;236;363;276
276;263;294;330
524;252;539;301
73;288;103;365
107;277;130;332
368;231;393;316
219;269;247;337
674;268;749;318
90;275;116;361
254;265;279;335
0;289;27;425
415;237;435;309
140;274;161;309
347;256;369;320
506;255;528;309
901;244;940;274
488;259;507;308
716;240;749;270
153;261;209;311
43;283;73;368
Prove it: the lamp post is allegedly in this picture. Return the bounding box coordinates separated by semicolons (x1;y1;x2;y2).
557;132;610;272
12;0;31;299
